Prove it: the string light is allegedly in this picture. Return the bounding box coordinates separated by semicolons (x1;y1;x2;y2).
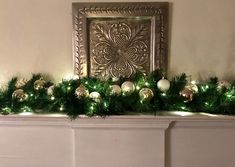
59;105;64;111
144;82;150;87
50;96;55;100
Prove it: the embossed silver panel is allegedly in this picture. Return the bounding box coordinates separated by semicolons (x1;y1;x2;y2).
73;2;169;78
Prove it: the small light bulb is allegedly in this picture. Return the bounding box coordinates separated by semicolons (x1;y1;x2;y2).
30;93;34;97
67;86;71;91
59;106;64;111
162;93;166;96
50;96;55;100
191;80;196;85
103;102;108;108
226;94;232;98
145;82;150;87
136;85;141;90
90;106;94;111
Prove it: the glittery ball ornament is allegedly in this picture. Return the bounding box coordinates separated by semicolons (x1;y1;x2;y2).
121;81;135;94
15;78;28;88
12;89;28;102
75;84;89;98
110;85;122;96
185;83;198;93
34;78;46;90
139;88;154;102
157;77;170;92
89;92;101;103
180;88;194;102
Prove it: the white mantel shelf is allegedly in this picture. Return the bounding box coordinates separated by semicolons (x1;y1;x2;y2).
0;113;235;167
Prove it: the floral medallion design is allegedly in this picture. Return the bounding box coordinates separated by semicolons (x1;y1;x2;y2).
89;19;151;78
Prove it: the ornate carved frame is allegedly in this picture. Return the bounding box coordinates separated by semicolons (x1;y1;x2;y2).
72;2;169;78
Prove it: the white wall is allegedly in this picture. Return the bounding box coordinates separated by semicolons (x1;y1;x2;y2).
0;0;235;84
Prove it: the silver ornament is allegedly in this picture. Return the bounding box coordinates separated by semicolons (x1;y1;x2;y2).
139;88;154;101
121;81;135;94
157;77;170;92
110;85;122;96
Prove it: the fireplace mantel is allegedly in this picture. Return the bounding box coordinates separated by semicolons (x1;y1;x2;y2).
0;113;235;167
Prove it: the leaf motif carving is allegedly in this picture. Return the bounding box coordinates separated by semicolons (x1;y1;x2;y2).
90;20;150;78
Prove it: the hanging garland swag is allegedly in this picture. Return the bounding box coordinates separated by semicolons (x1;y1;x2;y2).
0;70;235;119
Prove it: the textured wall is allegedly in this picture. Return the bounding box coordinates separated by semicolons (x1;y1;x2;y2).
0;0;235;84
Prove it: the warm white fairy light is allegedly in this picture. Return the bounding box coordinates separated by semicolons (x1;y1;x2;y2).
191;80;197;85
59;106;64;111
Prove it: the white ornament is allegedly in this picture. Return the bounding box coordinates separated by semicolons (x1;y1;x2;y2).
157;77;170;92
47;85;55;96
121;81;135;94
110;85;122;96
89;92;101;102
217;80;231;90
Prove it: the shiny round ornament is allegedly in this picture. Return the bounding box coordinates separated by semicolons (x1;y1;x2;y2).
47;85;55;96
110;85;122;96
121;81;135;94
217;80;231;90
12;89;28;102
139;88;154;102
185;83;198;93
180;88;194;102
15;78;28;88
34;78;46;90
75;84;89;98
89;91;101;103
157;77;170;92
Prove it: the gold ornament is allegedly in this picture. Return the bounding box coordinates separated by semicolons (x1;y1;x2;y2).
75;84;89;98
12;89;28;102
180;88;194;102
217;80;231;90
34;78;46;90
139;88;154;102
89;92;101;102
47;85;55;96
15;78;28;88
110;85;122;96
121;81;135;94
157;77;170;92
185;82;198;93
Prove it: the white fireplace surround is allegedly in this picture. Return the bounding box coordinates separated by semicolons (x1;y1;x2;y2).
0;113;235;167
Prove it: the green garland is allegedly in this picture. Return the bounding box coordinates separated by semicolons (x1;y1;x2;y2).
0;70;235;119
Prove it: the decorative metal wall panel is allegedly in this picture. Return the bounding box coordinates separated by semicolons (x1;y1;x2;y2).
73;2;169;78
